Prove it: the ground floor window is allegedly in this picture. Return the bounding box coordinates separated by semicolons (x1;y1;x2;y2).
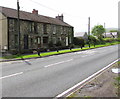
43;37;48;44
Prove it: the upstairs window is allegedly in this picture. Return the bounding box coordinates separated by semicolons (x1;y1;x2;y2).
34;22;38;34
9;19;15;32
53;25;56;34
43;24;47;34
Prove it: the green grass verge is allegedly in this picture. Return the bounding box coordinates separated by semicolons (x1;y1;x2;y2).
2;41;120;59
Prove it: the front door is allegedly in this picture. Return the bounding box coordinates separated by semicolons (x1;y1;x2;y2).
24;35;29;49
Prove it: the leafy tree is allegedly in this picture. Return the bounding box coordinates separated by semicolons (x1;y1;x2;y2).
91;25;105;38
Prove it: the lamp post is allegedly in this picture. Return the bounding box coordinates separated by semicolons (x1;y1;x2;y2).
17;0;20;54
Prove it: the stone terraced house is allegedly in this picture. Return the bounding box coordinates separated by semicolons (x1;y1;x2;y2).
0;6;74;54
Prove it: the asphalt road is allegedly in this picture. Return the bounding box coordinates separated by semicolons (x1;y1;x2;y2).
0;45;119;97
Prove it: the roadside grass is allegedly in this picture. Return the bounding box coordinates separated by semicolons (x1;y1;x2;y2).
2;41;120;59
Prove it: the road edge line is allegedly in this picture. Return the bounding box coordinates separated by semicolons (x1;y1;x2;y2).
55;59;119;98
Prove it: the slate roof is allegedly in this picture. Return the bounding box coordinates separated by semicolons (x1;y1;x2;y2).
0;6;73;27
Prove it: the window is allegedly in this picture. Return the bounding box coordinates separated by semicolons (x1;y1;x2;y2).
30;38;33;46
32;22;34;33
53;37;56;44
9;19;15;32
34;22;38;34
38;37;41;44
60;26;63;34
63;27;66;34
66;37;68;46
43;24;47;34
29;22;32;33
53;25;56;34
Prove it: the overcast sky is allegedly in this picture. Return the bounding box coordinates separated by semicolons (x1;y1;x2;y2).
0;0;119;33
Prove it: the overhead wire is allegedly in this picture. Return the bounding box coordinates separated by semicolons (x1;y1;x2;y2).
27;0;86;19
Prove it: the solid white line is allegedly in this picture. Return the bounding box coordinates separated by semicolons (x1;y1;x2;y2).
0;72;23;80
44;59;73;68
56;59;119;98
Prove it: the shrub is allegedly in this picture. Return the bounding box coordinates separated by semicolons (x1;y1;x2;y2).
9;49;18;55
56;41;62;47
88;35;97;47
103;38;114;43
103;38;120;43
73;37;85;48
48;41;54;48
79;37;85;49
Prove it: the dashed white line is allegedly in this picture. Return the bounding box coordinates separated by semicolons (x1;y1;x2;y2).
0;72;23;80
44;59;73;68
0;59;73;79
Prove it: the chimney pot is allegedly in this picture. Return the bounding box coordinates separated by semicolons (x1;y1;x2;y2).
32;9;38;15
56;14;64;21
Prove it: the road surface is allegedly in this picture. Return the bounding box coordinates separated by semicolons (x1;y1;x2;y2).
0;45;119;97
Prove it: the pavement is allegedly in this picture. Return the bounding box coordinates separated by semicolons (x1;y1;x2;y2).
1;44;119;97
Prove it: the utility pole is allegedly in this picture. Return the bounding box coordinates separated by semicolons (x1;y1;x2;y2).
104;22;106;37
88;17;90;35
17;0;20;54
88;17;90;48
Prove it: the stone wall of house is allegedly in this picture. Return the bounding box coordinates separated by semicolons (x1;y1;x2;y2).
8;18;18;50
8;18;73;53
0;13;8;52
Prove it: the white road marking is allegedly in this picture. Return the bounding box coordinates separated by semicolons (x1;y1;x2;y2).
74;50;96;54
44;59;73;68
0;72;23;80
56;59;119;98
1;59;73;79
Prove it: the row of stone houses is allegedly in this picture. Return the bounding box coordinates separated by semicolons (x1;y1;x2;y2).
0;6;74;54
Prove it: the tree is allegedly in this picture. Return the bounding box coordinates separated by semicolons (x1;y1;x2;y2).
91;25;105;38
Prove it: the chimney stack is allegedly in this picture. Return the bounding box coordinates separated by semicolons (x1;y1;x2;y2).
56;14;64;21
32;9;38;15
